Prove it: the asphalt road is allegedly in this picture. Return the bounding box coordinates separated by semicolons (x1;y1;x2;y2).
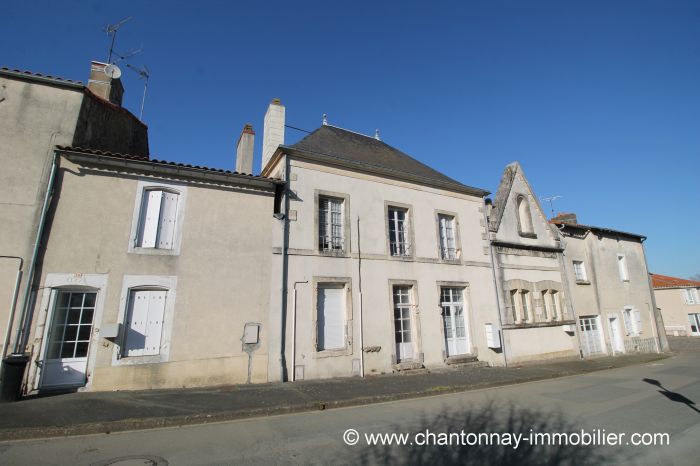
1;350;698;466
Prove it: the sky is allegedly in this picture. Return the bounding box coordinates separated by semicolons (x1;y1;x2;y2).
3;1;699;278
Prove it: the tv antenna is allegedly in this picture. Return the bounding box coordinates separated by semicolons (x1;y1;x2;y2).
111;46;142;64
541;195;563;217
104;16;132;63
127;64;150;120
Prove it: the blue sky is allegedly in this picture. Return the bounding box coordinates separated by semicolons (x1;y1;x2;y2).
3;1;699;278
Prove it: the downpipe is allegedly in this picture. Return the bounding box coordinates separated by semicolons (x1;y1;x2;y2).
0;257;23;360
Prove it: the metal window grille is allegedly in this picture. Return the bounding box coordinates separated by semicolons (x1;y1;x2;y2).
319;197;344;252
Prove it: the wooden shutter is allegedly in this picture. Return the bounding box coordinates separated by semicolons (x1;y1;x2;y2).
144;290;166;355
139;190;163;248
633;309;642;335
124;290;150;356
157;192;179;249
317;286;345;350
622;310;632;335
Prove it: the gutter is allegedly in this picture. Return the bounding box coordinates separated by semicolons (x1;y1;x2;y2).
0;69;84;90
14;151;58;353
483;200;508;367
0;257;23;359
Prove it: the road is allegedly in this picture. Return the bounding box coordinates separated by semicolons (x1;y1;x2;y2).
0;349;698;466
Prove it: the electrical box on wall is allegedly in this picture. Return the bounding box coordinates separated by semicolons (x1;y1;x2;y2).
243;323;260;345
100;323;121;339
485;323;501;349
563;324;576;333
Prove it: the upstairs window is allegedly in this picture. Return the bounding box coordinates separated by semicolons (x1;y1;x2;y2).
617;254;629;282
510;289;531;323
541;290;560;321
516;196;534;236
136;189;180;249
573;260;588;282
438;214;457;260
684;288;700;305
319;197;344;253
388;207;411;256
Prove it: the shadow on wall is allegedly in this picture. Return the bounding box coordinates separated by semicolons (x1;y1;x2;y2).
355;401;628;466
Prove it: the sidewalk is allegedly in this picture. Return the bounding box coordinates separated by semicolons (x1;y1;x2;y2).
0;352;667;441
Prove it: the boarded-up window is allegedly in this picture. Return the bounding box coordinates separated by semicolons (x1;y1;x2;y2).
137;189;180;249
123;289;166;356
317;285;345;350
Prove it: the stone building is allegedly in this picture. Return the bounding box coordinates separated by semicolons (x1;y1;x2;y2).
651;274;700;337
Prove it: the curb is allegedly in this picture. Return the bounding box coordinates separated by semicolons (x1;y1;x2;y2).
0;353;670;442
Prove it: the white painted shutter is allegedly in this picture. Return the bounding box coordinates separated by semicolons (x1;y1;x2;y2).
139;190;163;248
622;310;632;336
633;309;642;335
144;290;166;355
157;192;179;249
124;290;150;356
318;287;344;350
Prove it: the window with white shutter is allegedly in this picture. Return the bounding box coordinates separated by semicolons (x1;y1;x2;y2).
123;289;167;357
622;309;633;335
316;285;345;351
617;254;629;282
573;260;588;282
633;309;642;335
622;308;641;336
136;189;180;250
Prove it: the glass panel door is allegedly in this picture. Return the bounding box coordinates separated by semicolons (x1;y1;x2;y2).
393;286;414;361
442;288;468;356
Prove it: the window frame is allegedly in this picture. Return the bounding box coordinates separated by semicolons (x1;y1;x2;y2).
435;210;461;262
573;260;589;283
385;202;415;259
684;288;700;305
314;190;350;257
128;179;187;256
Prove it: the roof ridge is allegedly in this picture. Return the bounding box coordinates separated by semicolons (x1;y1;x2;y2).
325;124;376;140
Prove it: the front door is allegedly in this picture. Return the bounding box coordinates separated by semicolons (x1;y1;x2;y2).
41;290;96;389
608;315;625;354
442;287;468;356
393;286;414;362
579;316;604;356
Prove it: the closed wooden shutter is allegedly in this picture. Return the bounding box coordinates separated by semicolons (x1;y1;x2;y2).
317;286;345;350
139;190;163;248
633;309;642;335
124;290;166;356
157;192;179;249
622;310;633;335
144;290;166;355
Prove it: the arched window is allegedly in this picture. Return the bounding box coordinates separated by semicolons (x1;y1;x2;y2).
517;196;534;235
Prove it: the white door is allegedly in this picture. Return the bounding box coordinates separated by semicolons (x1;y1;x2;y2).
41;291;97;388
608;316;625;354
393;286;414;362
442;288;468;356
579;316;604;356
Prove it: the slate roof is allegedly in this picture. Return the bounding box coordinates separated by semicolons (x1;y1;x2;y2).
552;220;646;241
56;146;281;182
283;125;488;196
651;273;700;289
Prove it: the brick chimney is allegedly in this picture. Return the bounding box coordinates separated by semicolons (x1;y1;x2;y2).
261;98;285;173
551;212;578;224
87;61;124;106
236;124;255;174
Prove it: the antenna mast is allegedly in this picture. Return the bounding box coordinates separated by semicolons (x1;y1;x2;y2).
541;195;563;218
127;64;150;120
105;16;133;63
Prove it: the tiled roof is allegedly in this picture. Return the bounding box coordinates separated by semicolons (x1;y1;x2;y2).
55;146;281;182
0;67;84;86
651;273;700;289
551;220;646;240
285;125;488;196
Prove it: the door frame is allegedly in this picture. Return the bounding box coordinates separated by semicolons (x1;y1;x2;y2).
607;313;625;354
439;285;471;358
388;280;422;365
32;273;108;392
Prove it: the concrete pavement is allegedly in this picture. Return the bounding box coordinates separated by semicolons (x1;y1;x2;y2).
0;350;668;441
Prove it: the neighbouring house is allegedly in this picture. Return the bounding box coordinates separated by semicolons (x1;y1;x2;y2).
486;163;579;364
651;274;700;337
0;62;149;363
552;214;669;356
260;100;505;381
23;139;282;392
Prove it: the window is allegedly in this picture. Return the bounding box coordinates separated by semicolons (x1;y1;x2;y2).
438;214;457;260
573;260;588;282
516;196;534;236
47;291;96;360
688;313;700;335
122;289;167;357
617;254;629;281
316;285;346;351
684;288;700;305
509;289;531;323
622;308;642;336
388;207;410;256
393;285;414;361
541;290;560;321
136;189;180;249
319;197;344;252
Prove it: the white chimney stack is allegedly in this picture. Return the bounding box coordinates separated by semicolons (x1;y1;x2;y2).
235;124;255;174
261;98;285;172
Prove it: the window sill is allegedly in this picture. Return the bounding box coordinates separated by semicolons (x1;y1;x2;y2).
503;319;575;329
389;254;414;261
318;249;348;258
114;354;166;366
575;280;591;285
314;347;352;358
128;246;179;256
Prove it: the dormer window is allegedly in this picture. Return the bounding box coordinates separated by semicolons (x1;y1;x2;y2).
516;195;536;238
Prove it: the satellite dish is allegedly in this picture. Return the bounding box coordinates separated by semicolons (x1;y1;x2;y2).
104;64;122;79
